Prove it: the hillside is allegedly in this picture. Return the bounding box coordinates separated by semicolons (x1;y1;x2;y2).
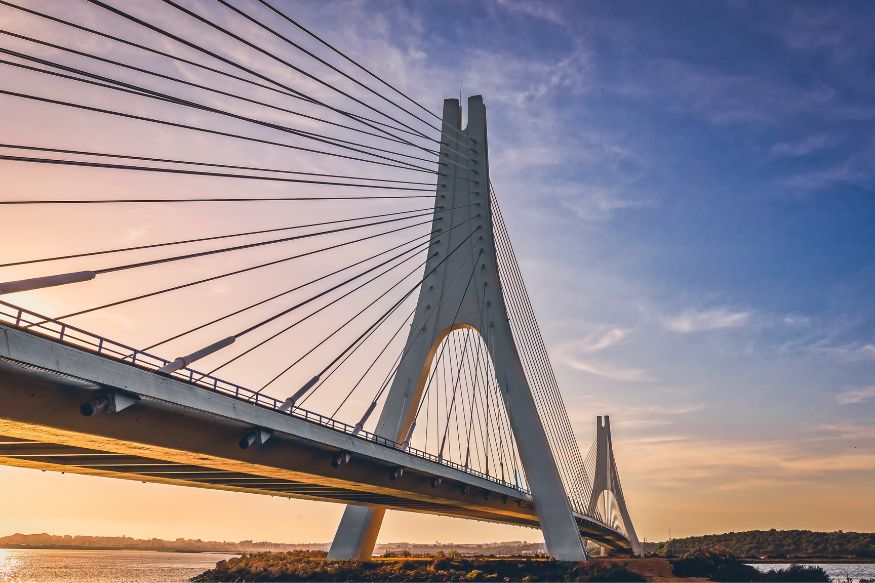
5;529;873;560
654;529;875;559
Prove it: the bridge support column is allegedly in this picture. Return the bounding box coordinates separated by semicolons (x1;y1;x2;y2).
328;506;384;560
328;95;586;561
588;416;642;556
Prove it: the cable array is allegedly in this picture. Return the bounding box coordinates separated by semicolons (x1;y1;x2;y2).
490;182;603;521
0;0;604;522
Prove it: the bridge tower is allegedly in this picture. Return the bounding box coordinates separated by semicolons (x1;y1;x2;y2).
327;96;588;561
588;416;642;556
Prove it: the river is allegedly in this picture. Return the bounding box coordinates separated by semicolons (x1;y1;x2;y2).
0;548;236;582
3;549;875;582
749;562;875;583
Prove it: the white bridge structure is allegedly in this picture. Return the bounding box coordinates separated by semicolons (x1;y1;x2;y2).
0;0;640;560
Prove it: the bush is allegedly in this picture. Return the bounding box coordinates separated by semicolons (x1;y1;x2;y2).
194;552;650;582
671;549;831;582
654;529;875;559
382;549;412;557
672;548;761;581
759;564;829;582
430;556;452;571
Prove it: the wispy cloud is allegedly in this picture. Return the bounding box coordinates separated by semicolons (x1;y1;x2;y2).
556;327;652;381
812;423;875;441
615;56;836;127
562;327;629;353
782;315;811;326
769;134;836;158
781;156;872;193
820;342;875;363
836;385;875;405
559;188;652;221
619;403;705;428
564;394;703;432
564;357;653;382
494;0;566;26
622;433;875;492
664;308;750;333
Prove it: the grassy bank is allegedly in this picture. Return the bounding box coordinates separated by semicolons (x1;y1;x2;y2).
191;551;653;582
192;549;836;582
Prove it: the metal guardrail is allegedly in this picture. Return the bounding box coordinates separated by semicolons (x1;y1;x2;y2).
0;299;530;495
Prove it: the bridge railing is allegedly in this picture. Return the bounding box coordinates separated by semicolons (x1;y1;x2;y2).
0;300;528;495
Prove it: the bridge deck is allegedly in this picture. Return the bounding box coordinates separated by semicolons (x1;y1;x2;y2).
0;302;630;550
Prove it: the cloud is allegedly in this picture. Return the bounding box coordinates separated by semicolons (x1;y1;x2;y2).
494;0;566;26
564;394;703;433
820;342;875;363
563;327;628;354
615;56;836;127
618;403;705;428
664;308;750;333
556;327;652;381
564;357;653;382
621;433;875;492
836;385;875;405
769;134;836;158
560;188;652;221
813;423;875;441
776;3;875;63
782;315;811;326
780;156;871;193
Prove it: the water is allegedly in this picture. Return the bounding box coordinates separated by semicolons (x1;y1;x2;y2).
750;562;875;583
3;550;873;582
0;548;236;582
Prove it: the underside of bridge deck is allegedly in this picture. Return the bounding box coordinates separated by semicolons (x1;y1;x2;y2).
0;323;630;551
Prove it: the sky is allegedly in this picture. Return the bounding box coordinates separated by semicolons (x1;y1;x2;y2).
1;0;874;545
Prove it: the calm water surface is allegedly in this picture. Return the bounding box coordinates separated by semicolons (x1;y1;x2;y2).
3;550;874;582
0;548;236;582
750;562;875;583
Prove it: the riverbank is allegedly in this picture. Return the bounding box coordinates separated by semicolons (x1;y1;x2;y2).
746;558;875;564
5;548;873;582
191;550;844;582
192;553;660;582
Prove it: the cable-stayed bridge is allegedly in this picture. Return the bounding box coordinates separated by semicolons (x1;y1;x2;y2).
0;0;640;560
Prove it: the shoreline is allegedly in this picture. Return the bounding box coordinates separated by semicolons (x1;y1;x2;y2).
1;546;240;554
745;558;875;564
3;546;874;563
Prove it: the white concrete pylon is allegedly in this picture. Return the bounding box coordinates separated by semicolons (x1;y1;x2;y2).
587;415;643;556
327;96;587;561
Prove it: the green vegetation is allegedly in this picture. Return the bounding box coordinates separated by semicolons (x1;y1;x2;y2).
655;529;875;559
191;551;648;582
671;549;829;582
193;550;841;582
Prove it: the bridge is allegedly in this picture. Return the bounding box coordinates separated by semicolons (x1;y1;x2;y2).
0;0;640;561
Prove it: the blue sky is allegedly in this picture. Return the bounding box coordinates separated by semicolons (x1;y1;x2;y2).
1;0;873;542
331;0;875;535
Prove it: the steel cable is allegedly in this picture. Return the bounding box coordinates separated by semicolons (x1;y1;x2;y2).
39;218;433;323
0;143;435;186
0;47;442;167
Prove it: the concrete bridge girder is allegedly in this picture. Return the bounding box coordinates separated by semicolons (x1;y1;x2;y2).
0;316;632;552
